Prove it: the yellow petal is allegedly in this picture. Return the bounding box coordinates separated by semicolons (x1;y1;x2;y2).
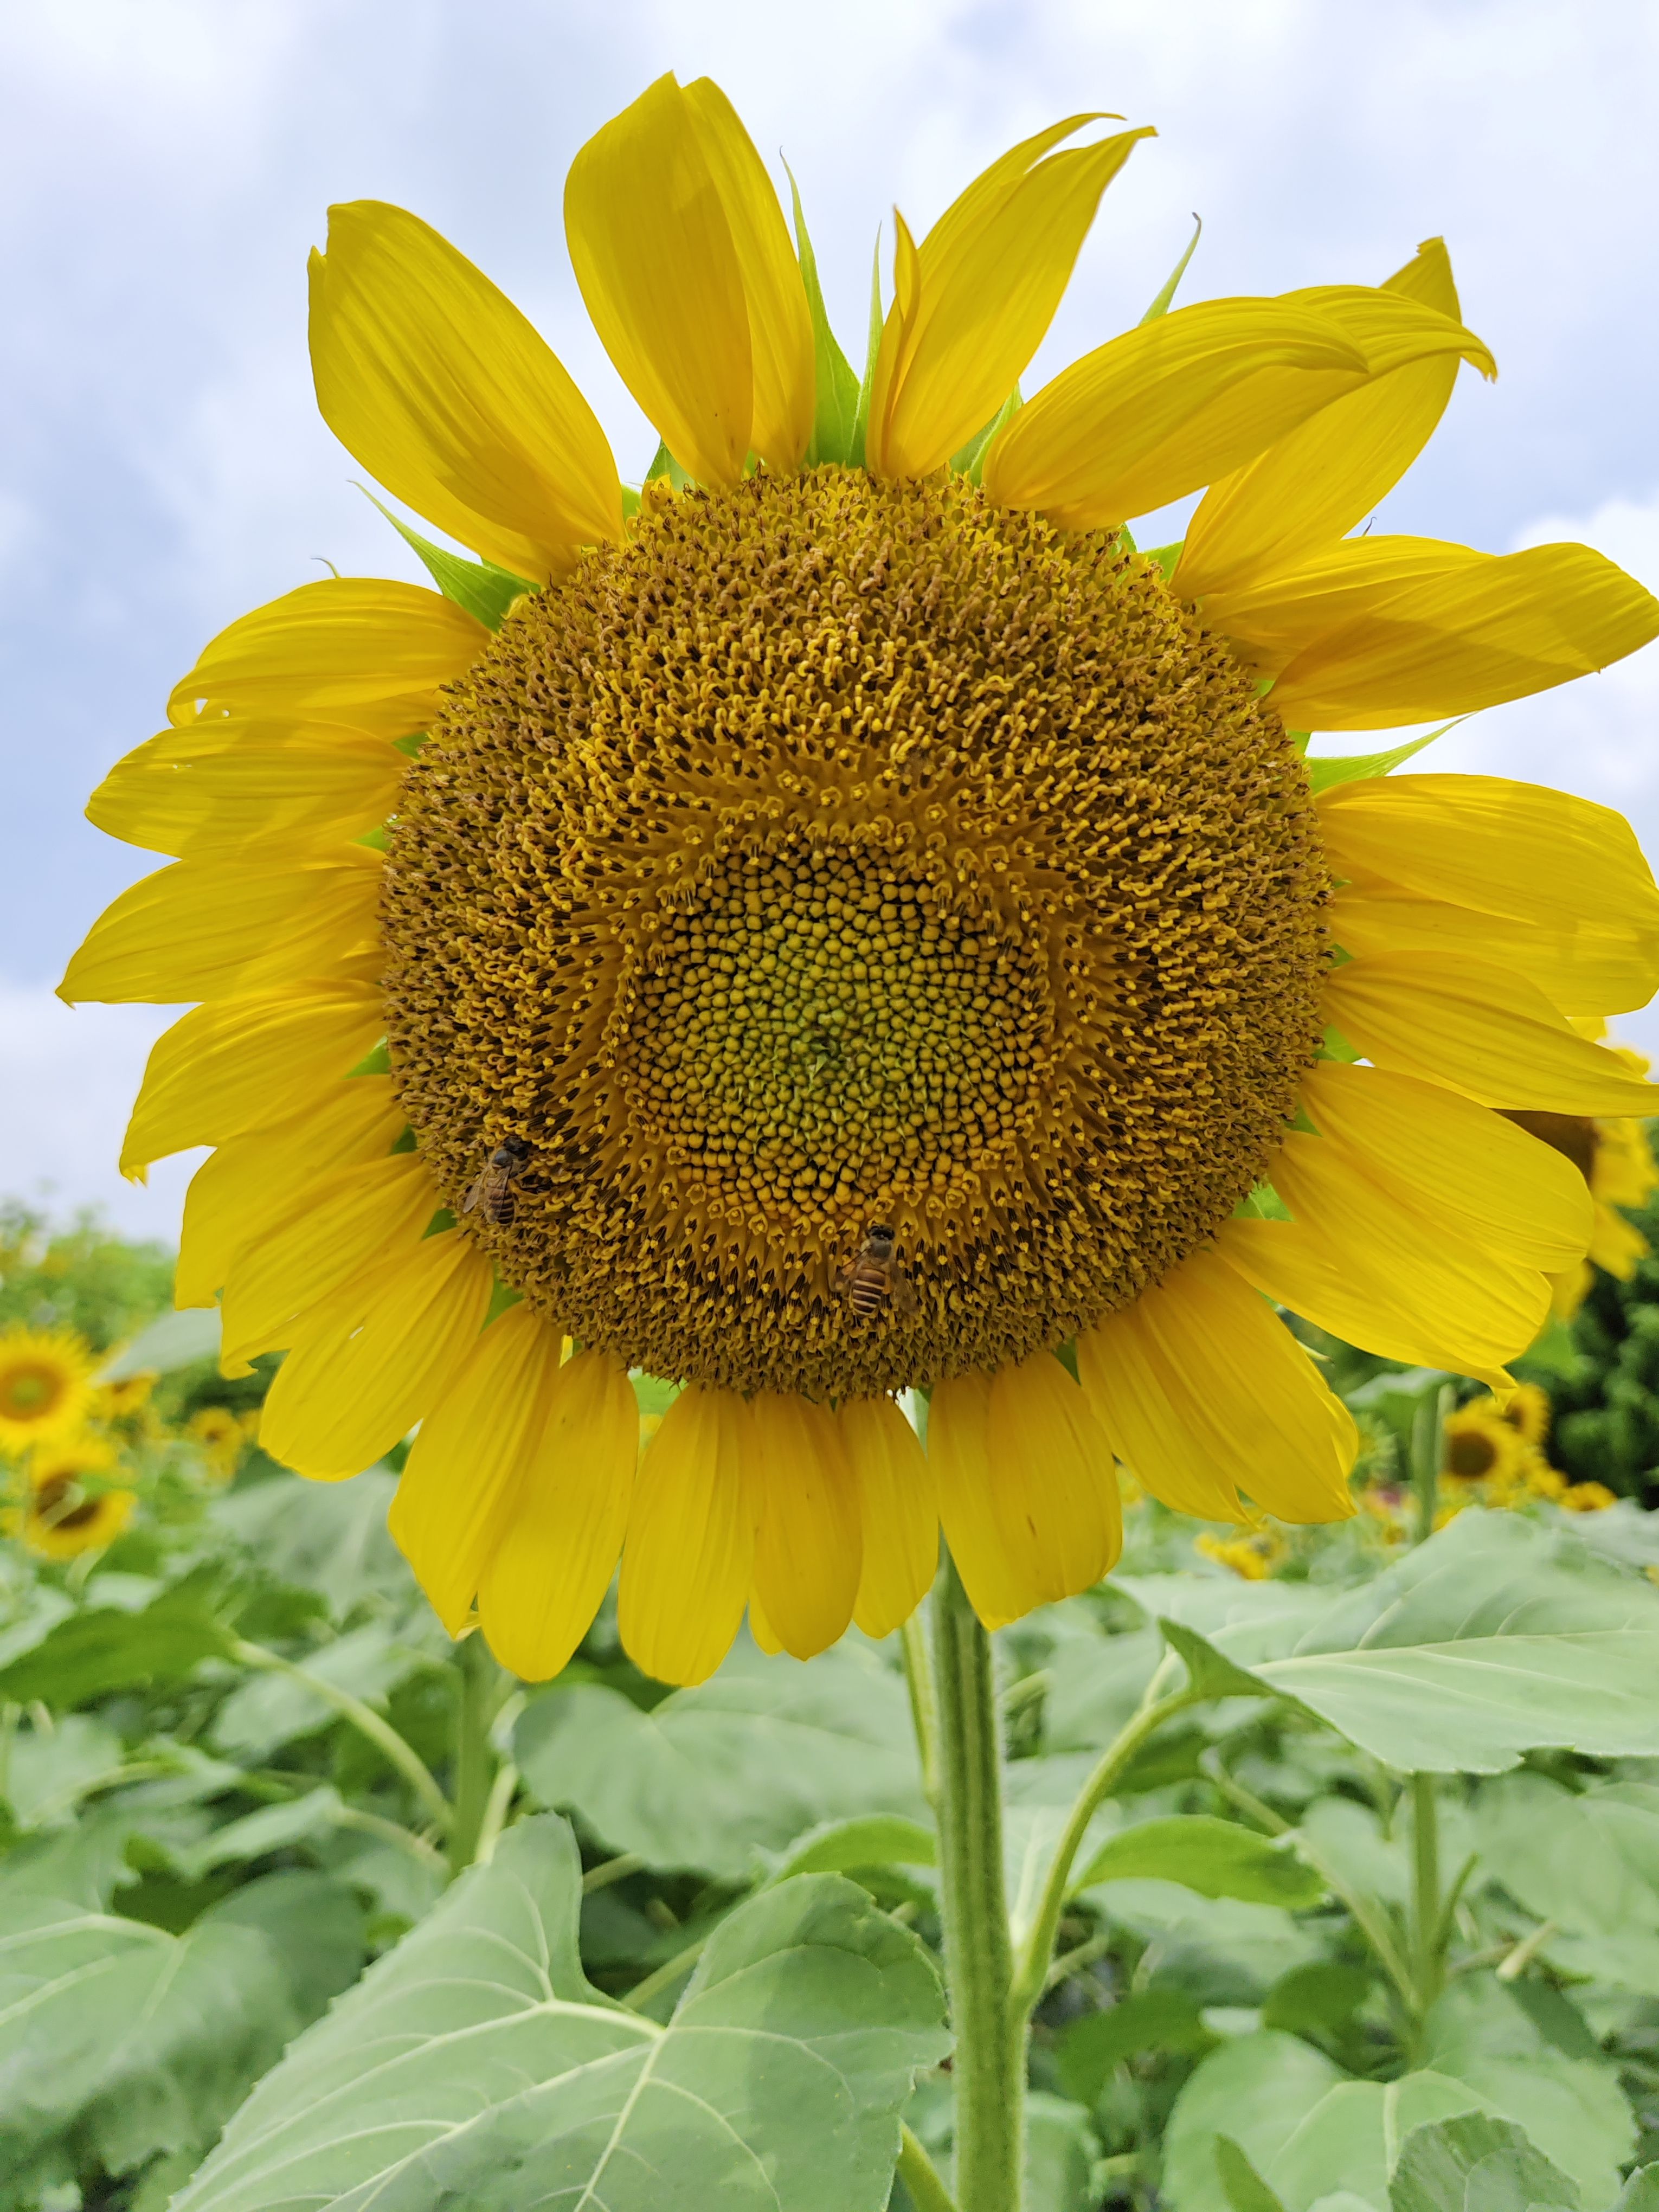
258;1229;492;1480
1209;537;1659;730
217;1152;438;1369
1300;1060;1594;1272
59;848;382;1006
1320;773;1659;951
175;1078;403;1308
1177;241;1488;595
865;115;1152;480
167;578;485;736
565;75;754;488
310;200;621;582
121;985;384;1178
390;1305;568;1634
1323;951;1659;1113
680;78;814;472
982;295;1370;530
1330;881;1659;1020
1217;1208;1531;1397
617;1382;757;1685
1079;1250;1356;1524
931;1357;1120;1631
478;1349;640;1681
1265;1115;1557;1353
88;720;402;859
748;1593;783;1657
839;1394;938;1639
748;1392;861;1661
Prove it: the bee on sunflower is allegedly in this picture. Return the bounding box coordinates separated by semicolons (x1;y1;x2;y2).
63;76;1659;1687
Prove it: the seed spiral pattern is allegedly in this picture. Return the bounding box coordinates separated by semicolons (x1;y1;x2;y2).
381;469;1330;1398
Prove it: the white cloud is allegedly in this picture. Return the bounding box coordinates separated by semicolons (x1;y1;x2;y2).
0;987;202;1242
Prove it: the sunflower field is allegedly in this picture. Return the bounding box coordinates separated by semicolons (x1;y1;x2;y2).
16;63;1659;2212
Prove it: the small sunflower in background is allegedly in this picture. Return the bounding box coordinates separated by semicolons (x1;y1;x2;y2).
7;1437;136;1561
64;75;1659;1685
185;1404;248;1482
0;1327;95;1454
1442;1399;1532;1488
1507;1025;1659;1320
1197;1528;1288;1581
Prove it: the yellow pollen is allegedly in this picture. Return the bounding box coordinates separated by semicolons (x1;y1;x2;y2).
382;469;1329;1398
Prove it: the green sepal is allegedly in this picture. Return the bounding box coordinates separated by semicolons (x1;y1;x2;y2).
422;1207;456;1238
1142;541;1182;582
950;387;1023;484
646;441;693;491
1319;1023;1363;1064
1304;721;1461;793
620;484;642;519
787;163;861;468
485;1279;524;1325
389;1126;417;1155
847;229;886;471
391;731;428;759
356;824;389;852
357;486;535;630
1233;1182;1290;1222
347;1040;391;1078
1140;213;1203;324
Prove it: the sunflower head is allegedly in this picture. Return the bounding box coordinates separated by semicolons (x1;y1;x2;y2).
187;1404;248;1480
0;1327;95;1453
8;1436;133;1561
59;73;1659;1684
1442;1401;1528;1486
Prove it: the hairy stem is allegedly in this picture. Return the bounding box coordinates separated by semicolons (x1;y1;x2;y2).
1410;1770;1444;2044
1410;1384;1451;1546
901;1609;941;1809
898;2123;961;2212
930;1554;1024;2212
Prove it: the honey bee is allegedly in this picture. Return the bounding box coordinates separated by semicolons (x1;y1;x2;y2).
836;1224;917;1321
462;1134;532;1227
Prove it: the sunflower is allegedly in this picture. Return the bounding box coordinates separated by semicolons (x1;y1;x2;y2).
63;78;1659;1686
1506;1026;1659;1319
1441;1400;1530;1487
6;1438;135;1561
0;1327;95;1454
185;1403;247;1480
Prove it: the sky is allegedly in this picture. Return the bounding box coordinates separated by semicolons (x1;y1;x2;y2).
5;0;1659;1240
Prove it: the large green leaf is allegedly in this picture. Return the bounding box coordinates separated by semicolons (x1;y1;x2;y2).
99;1306;222;1380
515;1642;926;1880
1474;1771;1659;1980
0;1893;300;2198
1161;2031;1345;2211
1271;2076;1506;2209
1076;1815;1324;1908
1139;1515;1659;1772
1389;2113;1577;2212
0;1575;236;1708
3;1713;127;1828
173;1813;948;2212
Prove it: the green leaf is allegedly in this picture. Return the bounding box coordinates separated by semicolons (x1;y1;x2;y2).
1215;2136;1290;2212
0;1894;301;2197
360;486;535;628
1304;725;1455;795
1158;1616;1275;1701
1474;1771;1659;1951
211;1467;410;1620
0;1575;236;1708
210;1623;425;1761
771;1813;936;1880
514;1642;926;1880
645;439;693;490
3;1713;127;1829
99;1305;222;1380
1261;1960;1373;2041
1162;2031;1346;2212
1024;2092;1099;2212
788;165;861;467
171;1785;348;1881
199;1870;366;2023
1617;2170;1659;2212
1130;1514;1659;1772
1076;1815;1323;1908
1056;1989;1216;2103
1390;2113;1578;2212
1042;1623;1165;1753
1271;2076;1495;2208
172;1814;949;2212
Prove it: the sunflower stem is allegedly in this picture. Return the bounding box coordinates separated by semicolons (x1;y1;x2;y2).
1410;1382;1451;1545
929;1552;1023;2212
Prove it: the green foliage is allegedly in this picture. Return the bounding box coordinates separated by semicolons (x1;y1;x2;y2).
1533;1187;1659;1501
0;1199;173;1352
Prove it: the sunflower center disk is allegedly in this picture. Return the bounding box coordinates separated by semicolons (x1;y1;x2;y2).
382;470;1330;1400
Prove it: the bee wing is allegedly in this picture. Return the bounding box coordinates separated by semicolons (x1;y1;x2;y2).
892;1273;919;1315
461;1172;488;1215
